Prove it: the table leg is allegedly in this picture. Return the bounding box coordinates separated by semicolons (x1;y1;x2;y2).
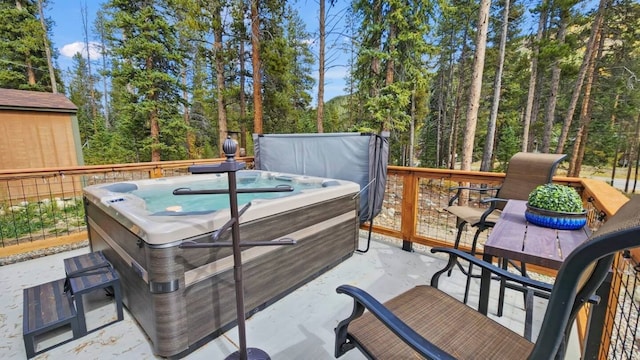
479;252;492;315
524;290;534;341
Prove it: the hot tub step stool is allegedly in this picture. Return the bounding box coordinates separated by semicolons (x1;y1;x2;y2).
63;251;124;336
23;278;81;358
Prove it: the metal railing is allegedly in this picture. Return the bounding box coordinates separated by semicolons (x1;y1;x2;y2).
0;160;636;359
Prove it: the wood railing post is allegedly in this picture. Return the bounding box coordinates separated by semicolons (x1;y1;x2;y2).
150;167;163;178
400;171;418;252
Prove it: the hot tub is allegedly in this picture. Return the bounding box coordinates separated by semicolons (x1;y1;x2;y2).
83;170;360;358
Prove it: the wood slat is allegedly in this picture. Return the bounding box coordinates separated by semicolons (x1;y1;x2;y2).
23;279;75;333
485;200;590;270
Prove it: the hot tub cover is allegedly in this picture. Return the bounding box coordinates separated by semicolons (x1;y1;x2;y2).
253;132;389;223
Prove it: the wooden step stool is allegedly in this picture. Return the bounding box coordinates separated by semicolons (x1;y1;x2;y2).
23;278;80;358
64;251;123;336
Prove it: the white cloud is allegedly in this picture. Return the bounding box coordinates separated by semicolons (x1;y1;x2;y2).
60;41;103;60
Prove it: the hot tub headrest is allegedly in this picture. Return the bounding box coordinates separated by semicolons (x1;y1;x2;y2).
103;183;139;193
322;180;341;187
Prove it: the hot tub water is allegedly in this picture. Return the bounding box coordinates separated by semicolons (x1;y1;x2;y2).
132;177;320;214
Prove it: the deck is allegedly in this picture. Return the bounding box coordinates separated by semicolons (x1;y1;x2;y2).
0;231;579;359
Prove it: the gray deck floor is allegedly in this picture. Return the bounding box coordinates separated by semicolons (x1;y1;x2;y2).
0;232;579;359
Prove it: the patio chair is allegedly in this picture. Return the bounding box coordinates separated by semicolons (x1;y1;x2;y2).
334;195;640;360
446;152;567;303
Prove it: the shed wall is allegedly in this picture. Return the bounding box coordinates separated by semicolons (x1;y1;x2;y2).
0;110;83;202
0;110;80;170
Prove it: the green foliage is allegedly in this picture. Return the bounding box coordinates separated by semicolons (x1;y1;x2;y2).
0;198;85;241
68;53;104;147
0;0;59;91
528;184;584;213
495;116;521;171
261;5;315;134
102;0;185;162
83;125;136;164
17;0;631;173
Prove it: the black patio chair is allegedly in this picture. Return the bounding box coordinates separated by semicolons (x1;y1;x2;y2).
334;195;640;359
446;152;567;304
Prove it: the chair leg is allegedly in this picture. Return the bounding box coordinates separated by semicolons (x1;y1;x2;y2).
448;220;467;277
524;289;535;341
497;260;528;317
463;228;482;304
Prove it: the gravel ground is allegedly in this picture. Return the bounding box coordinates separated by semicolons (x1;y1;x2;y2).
0;239;89;266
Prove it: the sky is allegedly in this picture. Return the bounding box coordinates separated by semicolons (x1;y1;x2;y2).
47;0;351;103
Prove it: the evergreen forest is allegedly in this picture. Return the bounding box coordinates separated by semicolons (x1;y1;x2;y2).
1;0;639;178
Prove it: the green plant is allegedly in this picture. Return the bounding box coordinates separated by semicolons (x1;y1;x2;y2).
528;184;584;213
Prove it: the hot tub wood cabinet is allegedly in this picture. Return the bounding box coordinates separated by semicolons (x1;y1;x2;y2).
83;171;359;358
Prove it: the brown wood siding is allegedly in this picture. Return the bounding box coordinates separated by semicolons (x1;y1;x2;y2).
0;110;82;201
0;110;78;169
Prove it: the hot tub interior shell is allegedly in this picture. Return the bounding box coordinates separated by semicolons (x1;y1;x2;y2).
84;175;359;358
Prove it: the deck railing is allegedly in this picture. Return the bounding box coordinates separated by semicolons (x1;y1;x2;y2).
0;159;635;359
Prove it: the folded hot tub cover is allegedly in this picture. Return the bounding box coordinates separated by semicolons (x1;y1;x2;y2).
253;132;389;223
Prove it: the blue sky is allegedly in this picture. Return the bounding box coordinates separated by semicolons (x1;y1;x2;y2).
47;0;350;103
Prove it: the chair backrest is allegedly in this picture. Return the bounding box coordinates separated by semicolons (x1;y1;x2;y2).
496;152;567;209
529;195;640;359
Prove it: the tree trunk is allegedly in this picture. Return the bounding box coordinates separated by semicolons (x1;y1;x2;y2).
213;2;228;157
96;12;110;127
568;25;603;177
316;0;325;133
370;0;382;99
15;0;36;86
625;114;640;193
461;0;490;172
80;1;96;118
435;67;445;167
236;0;247;149
37;0;57;93
251;0;263;134
409;89;415;167
383;21;396;132
182;67;196;158
147;57;160;162
556;0;608;154
542;9;568;153
522;4;546;152
448;26;470;169
481;0;509;172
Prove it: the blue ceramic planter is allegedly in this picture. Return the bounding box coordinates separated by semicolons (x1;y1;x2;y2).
524;204;587;230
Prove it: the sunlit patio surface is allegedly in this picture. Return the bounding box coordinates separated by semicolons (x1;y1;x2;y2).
1;231;580;359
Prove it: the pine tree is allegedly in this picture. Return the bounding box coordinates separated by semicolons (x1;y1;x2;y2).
0;0;59;91
102;0;187;162
261;4;315;133
67;53;103;148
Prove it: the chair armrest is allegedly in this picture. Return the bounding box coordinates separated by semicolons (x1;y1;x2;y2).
479;197;508;205
335;284;457;360
430;248;601;305
448;186;501;192
429;248;554;294
448;186;501;206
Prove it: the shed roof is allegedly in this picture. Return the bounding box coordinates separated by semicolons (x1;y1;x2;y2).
0;88;77;113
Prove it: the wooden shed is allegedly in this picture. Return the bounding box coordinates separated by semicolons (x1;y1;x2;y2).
0;89;84;202
0;88;83;169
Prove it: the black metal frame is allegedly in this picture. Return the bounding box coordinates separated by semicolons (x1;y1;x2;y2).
335;195;640;359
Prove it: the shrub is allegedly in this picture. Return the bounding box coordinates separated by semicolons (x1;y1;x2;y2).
528;184;584;213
